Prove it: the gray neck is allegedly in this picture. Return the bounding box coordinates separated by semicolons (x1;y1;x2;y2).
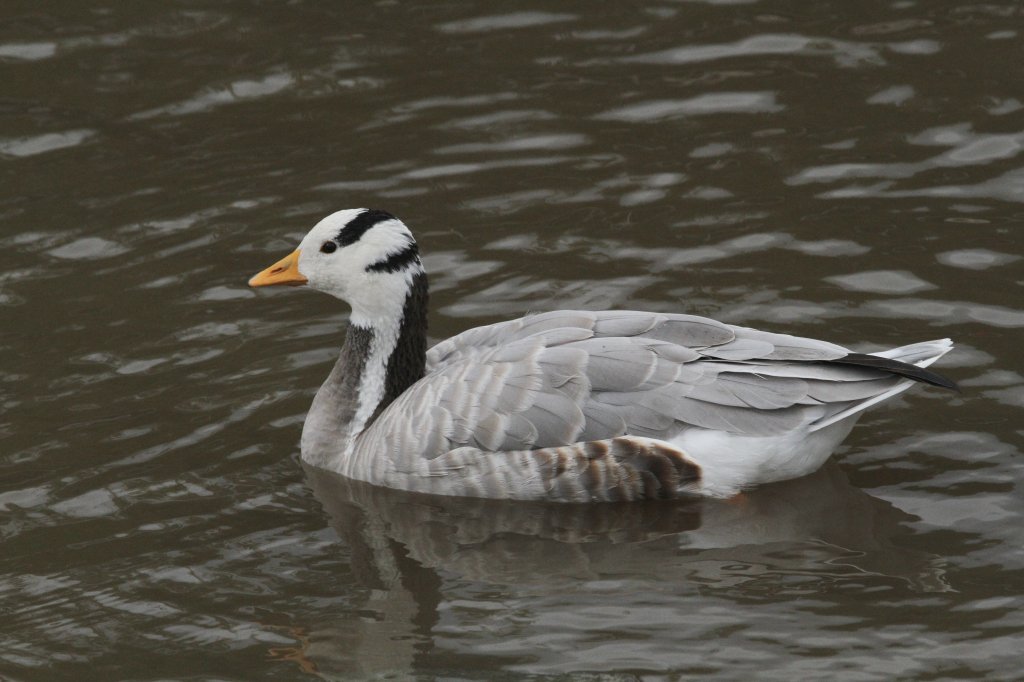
301;272;428;466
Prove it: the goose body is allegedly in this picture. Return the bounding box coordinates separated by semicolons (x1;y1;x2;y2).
250;209;956;502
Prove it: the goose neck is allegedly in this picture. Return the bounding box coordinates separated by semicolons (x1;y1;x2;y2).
301;271;428;464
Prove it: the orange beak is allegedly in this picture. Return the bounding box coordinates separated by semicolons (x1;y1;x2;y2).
248;249;308;287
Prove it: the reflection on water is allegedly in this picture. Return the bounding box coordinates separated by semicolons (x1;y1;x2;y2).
308;462;946;589
2;0;1023;679
302;462;947;677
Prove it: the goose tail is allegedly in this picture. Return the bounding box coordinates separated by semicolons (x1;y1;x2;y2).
810;339;956;432
871;337;955;369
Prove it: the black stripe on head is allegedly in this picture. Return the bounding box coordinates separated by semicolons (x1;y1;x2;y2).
367;241;420;274
336;209;396;247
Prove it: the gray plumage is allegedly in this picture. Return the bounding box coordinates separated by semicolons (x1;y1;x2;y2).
342;309;951;499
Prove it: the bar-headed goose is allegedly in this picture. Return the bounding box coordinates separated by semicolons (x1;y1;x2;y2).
250;209;957;502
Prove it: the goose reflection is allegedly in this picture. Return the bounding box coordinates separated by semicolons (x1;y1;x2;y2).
290;462;947;677
306;461;945;590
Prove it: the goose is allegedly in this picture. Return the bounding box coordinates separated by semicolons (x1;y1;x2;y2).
249;208;957;502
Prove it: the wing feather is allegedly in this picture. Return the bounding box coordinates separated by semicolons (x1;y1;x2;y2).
521;390;585;444
592;310;663;336
731;327;848;361
376;309;932;463
645;317;735;348
701;337;776;360
686;372;809;410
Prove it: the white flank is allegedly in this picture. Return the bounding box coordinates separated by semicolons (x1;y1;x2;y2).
672;415;856;498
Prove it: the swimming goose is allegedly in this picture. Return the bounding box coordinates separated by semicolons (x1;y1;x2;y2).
249;209;957;502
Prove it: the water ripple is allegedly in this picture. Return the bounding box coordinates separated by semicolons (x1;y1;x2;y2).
616;33;910;68
0;130;95;158
436;12;578;34
595;92;783;122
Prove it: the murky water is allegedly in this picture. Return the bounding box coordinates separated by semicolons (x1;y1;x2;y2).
2;1;1023;679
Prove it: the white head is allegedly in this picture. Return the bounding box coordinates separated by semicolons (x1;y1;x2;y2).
249;209;424;326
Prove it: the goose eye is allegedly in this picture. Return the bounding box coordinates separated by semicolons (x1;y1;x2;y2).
320;241;337;254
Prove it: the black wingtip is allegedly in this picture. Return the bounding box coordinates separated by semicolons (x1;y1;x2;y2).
830;353;960;393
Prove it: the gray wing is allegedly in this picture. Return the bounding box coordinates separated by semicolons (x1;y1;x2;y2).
369;310;902;461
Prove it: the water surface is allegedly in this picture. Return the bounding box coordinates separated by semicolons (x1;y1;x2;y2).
2;1;1023;679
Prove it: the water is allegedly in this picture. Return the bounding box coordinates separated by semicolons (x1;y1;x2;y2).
2;1;1022;679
